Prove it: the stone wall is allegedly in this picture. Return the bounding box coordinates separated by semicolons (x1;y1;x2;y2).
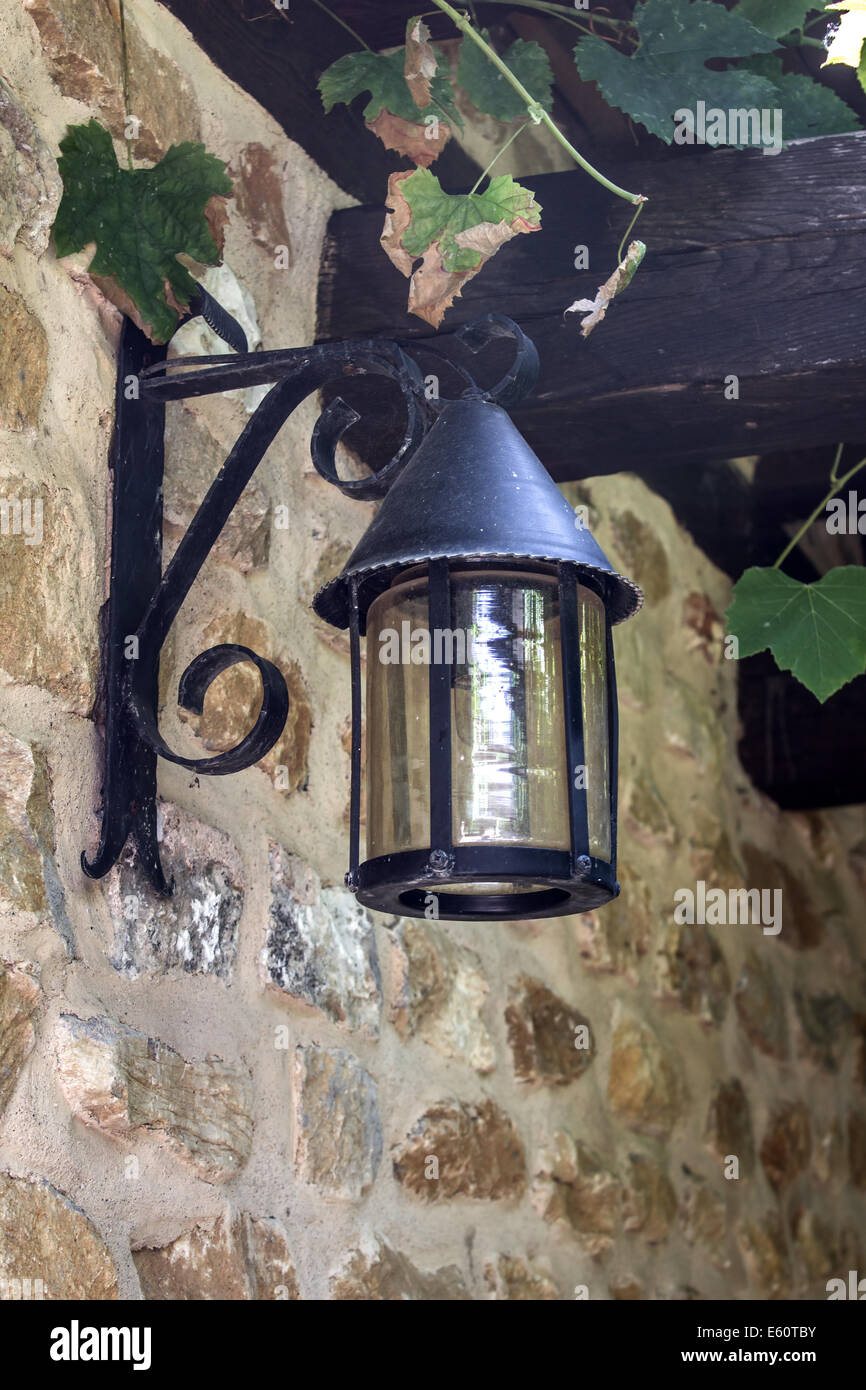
1;0;865;1301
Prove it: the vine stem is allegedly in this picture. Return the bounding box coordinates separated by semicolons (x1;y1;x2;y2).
469;119;531;193
303;0;371;51
430;0;645;205
474;0;624;35
779;31;827;50
617;200;644;262
774;445;866;569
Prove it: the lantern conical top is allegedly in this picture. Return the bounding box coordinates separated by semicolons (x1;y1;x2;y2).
313;396;643;630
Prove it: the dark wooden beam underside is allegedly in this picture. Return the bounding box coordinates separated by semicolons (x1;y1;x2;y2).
317;132;866;477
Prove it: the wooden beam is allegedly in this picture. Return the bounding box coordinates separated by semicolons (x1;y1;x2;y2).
316;132;866;477
738;655;866;811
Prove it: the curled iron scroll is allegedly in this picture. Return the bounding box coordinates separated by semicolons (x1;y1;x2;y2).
454;313;540;409
126;343;430;775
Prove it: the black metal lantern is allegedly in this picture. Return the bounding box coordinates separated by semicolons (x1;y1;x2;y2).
82;302;641;922
314;394;642;923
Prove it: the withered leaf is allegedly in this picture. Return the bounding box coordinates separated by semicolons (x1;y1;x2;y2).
405;16;438;109
366;109;450;168
319;47;461;167
381;167;541;328
565;239;646;338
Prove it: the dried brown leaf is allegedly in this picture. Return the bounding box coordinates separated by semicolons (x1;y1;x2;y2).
365;109;450;167
406;221;524;329
405;16;438;109
565;239;646;338
381;168;541;328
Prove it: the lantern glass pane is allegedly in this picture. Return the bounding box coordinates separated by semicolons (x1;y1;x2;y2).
365;575;431;860
450;570;568;852
578;583;610;861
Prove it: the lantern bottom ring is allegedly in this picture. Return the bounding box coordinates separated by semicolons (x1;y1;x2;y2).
354;847;618;922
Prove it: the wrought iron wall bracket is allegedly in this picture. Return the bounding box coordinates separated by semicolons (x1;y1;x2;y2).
82;297;539;894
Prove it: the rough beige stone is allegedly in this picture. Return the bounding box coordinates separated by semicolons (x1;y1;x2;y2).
679;1169;729;1269
656;1281;705;1301
293;1045;381;1200
689;819;745;895
104;802;244;981
163;405;270;572
790;1207;840;1285
24;0;201;161
55;1014;253;1181
0;77;62;257
660;672;725;772
0;1173;118;1299
393;1099;526;1202
388;919;493;1072
230;143;294;257
610;510;671;602
182;612;311;795
793;990;853;1072
133;1209;300;1300
682;591;724;664
608;1012;683;1138
303;537;353;611
741;844;822;951
0;729;53;913
484;1253;559;1300
0;959;39;1115
623;1153;677;1244
655;924;730;1027
736;1213;791;1299
734;949;789;1060
330;1237;468;1300
265;844;381;1036
610;1274;644;1299
848;1109;866;1190
705;1079;755;1177
813;1121;847;1187
575;863;652;982
0;288;47;429
504;975;594;1085
623;774;677;847
760;1102;811;1192
0;477;98;713
533;1132;621;1256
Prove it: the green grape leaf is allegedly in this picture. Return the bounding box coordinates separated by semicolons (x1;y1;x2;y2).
574;0;779;142
53;119;231;343
734;0;820;38
741;54;860;136
824;2;866;70
457;31;554;122
319;46;461;165
726;565;866;701
319;47;462;126
381;166;541;327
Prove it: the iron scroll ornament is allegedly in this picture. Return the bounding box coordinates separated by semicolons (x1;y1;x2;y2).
82;295;540;894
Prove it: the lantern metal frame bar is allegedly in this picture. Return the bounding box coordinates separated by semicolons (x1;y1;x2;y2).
82;294;545;895
558;560;591;870
427;557;454;865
